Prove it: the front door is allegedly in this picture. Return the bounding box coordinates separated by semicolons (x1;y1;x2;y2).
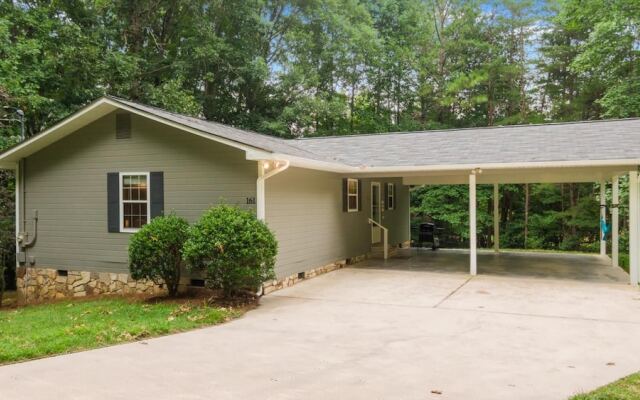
371;182;382;243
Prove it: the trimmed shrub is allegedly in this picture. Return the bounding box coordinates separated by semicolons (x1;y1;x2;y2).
183;205;277;298
128;214;189;297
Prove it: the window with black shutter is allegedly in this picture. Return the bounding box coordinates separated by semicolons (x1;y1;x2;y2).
107;171;164;232
343;178;360;212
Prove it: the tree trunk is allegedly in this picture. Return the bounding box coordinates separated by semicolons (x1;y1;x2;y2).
349;81;356;133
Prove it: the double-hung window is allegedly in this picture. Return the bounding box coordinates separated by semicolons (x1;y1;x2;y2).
120;172;150;232
387;183;395;210
347;178;359;212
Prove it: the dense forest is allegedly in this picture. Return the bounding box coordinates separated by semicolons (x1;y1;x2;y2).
0;0;639;287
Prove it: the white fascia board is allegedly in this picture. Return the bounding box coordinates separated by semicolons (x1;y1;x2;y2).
0;98;117;164
354;159;640;174
241;156;640;176
245;151;352;173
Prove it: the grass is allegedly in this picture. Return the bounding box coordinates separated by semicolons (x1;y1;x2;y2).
618;253;630;273
570;372;640;399
0;296;244;364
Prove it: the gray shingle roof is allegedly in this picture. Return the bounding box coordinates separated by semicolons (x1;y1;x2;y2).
112;97;640;168
292;119;640;167
109;96;332;163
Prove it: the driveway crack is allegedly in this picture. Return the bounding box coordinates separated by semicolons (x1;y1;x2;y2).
434;276;473;308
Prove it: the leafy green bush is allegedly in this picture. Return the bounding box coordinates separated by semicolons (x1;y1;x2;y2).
128;214;189;297
183;205;277;298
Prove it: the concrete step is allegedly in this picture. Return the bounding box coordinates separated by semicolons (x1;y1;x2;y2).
370;244;398;258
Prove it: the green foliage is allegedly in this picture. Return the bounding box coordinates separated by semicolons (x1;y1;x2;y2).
0;170;15;307
570;371;640;400
128;214;189;297
412;182;603;253
539;0;640;119
0;298;241;364
144;78;203;117
183;206;277;297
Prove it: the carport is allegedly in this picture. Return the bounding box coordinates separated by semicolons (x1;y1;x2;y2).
356;248;630;284
289;118;640;285
399;165;628;281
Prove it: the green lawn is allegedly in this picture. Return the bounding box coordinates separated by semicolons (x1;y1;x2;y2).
0;297;243;364
570;372;640;399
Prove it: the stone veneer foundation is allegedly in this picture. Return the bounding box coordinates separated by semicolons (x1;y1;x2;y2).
262;254;367;295
16;254;368;303
16;266;165;303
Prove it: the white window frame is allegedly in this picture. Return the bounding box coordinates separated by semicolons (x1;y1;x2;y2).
347;178;359;213
387;183;395;210
119;172;151;233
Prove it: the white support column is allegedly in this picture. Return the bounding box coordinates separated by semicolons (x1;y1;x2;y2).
612;175;619;268
256;160;290;222
493;183;499;253
629;171;639;285
469;172;477;275
256;161;266;221
600;180;607;256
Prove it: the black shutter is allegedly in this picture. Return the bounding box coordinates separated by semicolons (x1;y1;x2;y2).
342;178;348;212
107;173;119;232
384;183;389;211
357;179;362;211
150;172;164;218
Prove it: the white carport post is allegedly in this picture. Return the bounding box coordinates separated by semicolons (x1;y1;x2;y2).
256;159;290;221
469;171;477;275
612;175;619;268
600;180;607;256
629;171;639;285
493;183;499;253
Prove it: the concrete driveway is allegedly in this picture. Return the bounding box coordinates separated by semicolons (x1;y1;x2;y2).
2;266;640;400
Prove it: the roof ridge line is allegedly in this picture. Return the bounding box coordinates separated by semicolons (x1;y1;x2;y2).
293;117;640;140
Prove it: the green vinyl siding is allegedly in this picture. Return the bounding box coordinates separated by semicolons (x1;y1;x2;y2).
265;168;410;279
21;112;257;273
20;110;410;278
380;179;411;247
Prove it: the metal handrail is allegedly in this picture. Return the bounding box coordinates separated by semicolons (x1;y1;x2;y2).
368;218;389;260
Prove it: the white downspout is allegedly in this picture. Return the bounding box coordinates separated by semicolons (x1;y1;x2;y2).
256;160;290;221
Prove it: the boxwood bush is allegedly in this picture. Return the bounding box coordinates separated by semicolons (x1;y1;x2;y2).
128;214;189;297
183;205;277;298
